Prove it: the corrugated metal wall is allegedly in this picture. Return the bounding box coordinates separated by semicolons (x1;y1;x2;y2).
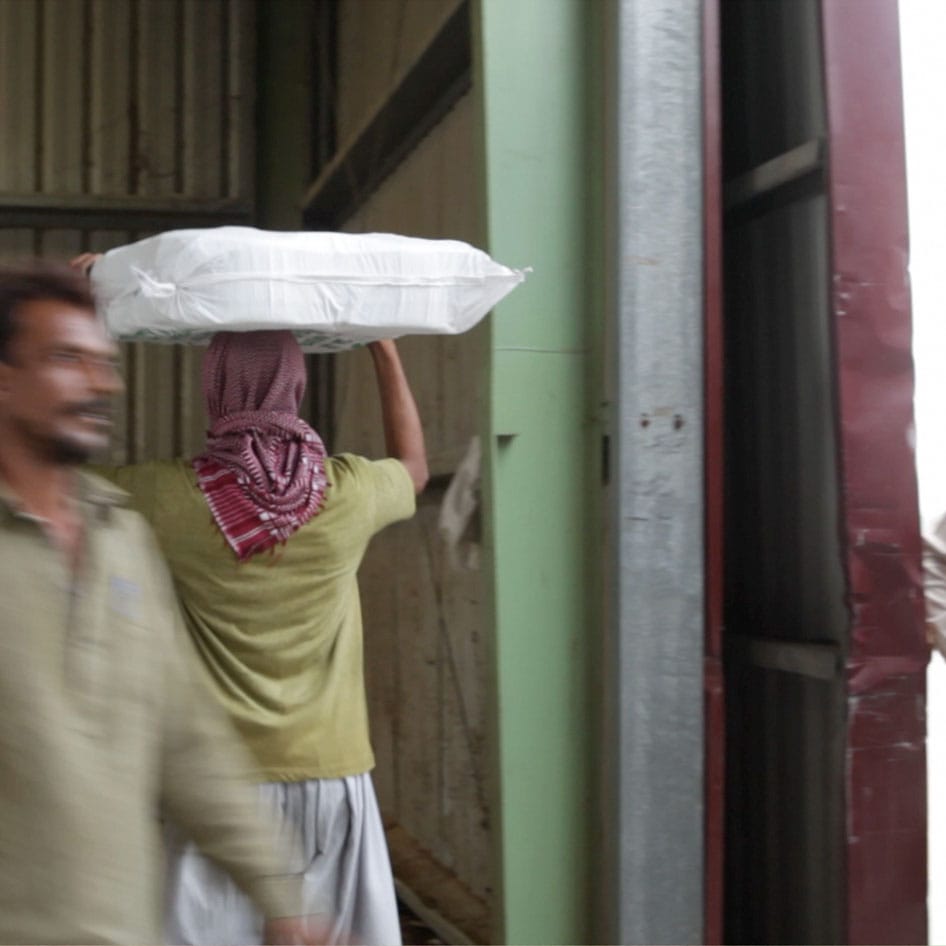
2;1;490;936
0;0;255;463
328;1;492;938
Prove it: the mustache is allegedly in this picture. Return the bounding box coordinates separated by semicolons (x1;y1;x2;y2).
62;398;113;418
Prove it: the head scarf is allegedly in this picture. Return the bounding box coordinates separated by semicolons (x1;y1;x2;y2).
192;331;328;560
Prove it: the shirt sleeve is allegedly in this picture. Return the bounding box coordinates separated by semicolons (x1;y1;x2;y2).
367;457;417;533
331;454;416;535
86;462;159;525
139;520;310;920
924;515;946;659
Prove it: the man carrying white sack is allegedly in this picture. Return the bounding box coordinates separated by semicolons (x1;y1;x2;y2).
75;252;428;946
0;262;325;945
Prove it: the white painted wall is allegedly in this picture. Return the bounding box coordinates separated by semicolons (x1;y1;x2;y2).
901;2;946;942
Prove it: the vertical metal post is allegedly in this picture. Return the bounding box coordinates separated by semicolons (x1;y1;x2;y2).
608;1;705;942
475;1;596;941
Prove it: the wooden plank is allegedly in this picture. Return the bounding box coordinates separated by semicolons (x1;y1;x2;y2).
439;539;490;901
429;509;464;871
392;511;441;849
362;491;492;905
387;823;490;944
444;522;490;899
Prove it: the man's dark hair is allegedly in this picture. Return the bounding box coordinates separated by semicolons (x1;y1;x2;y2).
0;261;96;362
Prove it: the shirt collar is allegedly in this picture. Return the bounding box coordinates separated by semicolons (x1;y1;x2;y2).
0;469;128;525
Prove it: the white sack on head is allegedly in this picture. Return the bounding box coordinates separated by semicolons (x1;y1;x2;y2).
90;227;530;352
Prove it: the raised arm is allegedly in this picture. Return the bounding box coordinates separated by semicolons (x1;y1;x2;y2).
367;339;428;494
69;253;102;278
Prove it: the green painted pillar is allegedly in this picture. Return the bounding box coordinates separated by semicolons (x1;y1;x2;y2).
474;2;601;943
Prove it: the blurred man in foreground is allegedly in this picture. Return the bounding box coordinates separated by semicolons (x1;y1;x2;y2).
0;262;322;945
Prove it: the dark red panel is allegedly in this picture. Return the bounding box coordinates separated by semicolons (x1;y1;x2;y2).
847;831;927;945
821;2;926;943
702;0;725;942
848;682;925;749
848;744;925;838
703;657;725;945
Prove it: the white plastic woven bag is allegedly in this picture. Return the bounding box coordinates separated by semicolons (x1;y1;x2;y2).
90;227;529;352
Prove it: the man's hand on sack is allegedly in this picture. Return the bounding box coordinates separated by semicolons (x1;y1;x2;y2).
69;253;102;278
263;914;338;945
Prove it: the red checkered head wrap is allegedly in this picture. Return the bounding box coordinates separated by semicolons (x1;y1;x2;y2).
193;331;328;560
203;328;307;420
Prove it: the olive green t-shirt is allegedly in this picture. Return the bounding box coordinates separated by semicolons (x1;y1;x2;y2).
95;455;415;781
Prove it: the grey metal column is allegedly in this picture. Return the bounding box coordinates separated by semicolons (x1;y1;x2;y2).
607;1;705;942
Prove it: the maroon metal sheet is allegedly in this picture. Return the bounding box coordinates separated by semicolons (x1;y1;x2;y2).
821;2;927;942
702;0;725;942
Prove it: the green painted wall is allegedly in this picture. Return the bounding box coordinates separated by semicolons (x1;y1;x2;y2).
475;2;603;942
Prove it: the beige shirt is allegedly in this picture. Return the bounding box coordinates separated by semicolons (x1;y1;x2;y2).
95;455;415;781
0;472;301;944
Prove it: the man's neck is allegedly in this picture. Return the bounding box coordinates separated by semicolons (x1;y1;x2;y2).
0;442;79;523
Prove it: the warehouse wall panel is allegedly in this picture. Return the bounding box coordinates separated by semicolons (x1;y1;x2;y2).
0;0;253;465
330;62;492;933
335;0;464;147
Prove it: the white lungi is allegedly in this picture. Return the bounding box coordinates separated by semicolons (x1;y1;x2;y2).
164;773;402;946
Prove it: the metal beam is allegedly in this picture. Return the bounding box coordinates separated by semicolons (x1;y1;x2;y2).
608;1;705;942
724;137;825;221
0;193;251;231
727;636;842;681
